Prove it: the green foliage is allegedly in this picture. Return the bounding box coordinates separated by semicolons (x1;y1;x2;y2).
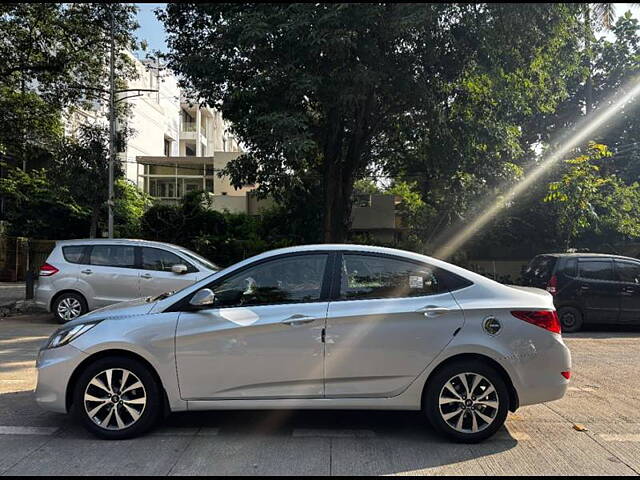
141;192;298;267
114;179;152;238
544;143;640;248
0;163;89;238
159;4;583;243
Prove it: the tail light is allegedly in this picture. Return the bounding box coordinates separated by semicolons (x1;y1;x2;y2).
561;371;571;380
511;310;561;334
546;275;558;295
39;263;59;277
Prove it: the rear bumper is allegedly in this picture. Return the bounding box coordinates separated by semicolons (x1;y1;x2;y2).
512;334;571;407
34;281;54;312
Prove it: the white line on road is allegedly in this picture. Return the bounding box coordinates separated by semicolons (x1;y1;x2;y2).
292;428;376;438
600;434;640;442
0;426;58;435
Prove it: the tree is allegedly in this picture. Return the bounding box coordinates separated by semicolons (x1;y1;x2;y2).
0;3;140;168
52;124;129;238
160;3;583;243
544;143;640;249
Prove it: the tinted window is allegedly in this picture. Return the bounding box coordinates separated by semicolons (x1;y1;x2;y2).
142;247;194;272
89;245;135;268
210;254;327;307
62;246;85;264
579;260;614;281
340;254;445;300
616;261;640;284
563;258;577;277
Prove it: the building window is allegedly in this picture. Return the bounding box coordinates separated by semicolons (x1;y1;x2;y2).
164;139;171;157
185;144;196;156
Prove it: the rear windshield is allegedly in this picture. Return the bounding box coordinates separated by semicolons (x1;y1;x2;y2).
524;255;557;281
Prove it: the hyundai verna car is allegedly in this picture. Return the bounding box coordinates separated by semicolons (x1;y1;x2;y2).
36;245;571;443
34;239;219;323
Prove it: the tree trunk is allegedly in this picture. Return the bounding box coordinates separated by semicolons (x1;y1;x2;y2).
89;206;100;238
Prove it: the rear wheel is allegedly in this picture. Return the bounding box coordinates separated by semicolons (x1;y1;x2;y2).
424;360;509;443
558;306;583;333
53;292;87;324
72;356;162;440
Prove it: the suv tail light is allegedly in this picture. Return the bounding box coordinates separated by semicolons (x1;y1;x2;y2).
546;274;558;295
39;263;59;277
511;310;561;334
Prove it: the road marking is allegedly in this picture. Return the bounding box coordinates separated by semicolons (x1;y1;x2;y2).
292;428;375;438
0;426;58;435
600;434;640;442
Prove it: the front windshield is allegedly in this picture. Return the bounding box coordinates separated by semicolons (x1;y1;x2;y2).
179;249;220;271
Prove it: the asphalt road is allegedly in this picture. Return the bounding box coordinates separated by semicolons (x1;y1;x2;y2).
1;313;640;476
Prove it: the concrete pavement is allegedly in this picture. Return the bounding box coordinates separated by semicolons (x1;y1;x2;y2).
1;313;640;475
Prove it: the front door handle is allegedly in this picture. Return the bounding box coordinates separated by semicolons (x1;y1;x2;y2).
81;269;92;275
141;273;152;279
415;305;450;317
281;314;317;326
580;284;590;290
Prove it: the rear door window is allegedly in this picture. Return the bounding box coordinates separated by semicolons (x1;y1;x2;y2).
578;260;615;281
615;261;640;284
89;245;136;268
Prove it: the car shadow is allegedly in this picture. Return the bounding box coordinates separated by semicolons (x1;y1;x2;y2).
564;324;640;339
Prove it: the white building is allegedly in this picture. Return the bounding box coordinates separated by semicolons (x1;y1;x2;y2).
65;52;268;214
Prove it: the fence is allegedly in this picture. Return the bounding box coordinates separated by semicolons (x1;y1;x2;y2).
0;236;56;281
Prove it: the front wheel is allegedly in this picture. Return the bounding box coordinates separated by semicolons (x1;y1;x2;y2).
72;356;162;440
424;361;509;443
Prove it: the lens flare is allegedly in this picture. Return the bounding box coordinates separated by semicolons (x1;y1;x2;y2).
434;77;640;260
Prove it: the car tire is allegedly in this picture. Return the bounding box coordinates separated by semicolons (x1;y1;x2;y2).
72;356;162;440
424;360;509;443
558;306;583;333
53;292;88;324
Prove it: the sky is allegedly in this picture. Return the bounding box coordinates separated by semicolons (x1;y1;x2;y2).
135;3;640;58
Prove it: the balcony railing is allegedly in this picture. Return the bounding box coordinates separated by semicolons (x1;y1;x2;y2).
182;120;207;138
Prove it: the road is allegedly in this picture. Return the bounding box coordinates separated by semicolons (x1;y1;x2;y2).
1;313;640;475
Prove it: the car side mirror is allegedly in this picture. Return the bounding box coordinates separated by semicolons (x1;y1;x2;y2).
171;264;188;274
189;288;215;308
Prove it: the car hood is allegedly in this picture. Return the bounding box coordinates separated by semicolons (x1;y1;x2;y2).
77;297;157;322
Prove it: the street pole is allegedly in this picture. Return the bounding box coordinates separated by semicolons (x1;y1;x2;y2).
108;7;115;239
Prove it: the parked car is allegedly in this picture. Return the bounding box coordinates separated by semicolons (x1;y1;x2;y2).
36;244;570;443
34;239;219;323
522;253;640;332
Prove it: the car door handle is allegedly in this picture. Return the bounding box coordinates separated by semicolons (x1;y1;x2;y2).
281;314;317;326
141;273;152;279
81;269;92;275
415;305;450;317
580;285;590;290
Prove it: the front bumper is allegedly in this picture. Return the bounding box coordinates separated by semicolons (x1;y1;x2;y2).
35;344;88;413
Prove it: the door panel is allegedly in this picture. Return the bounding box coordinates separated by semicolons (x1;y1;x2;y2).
615;260;640;323
325;253;465;398
175;252;331;400
85;245;140;307
325;294;463;397
176;303;327;399
578;259;619;323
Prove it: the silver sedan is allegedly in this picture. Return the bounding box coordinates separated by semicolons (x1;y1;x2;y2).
35;244;571;442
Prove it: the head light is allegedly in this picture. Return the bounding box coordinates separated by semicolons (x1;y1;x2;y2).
44;321;101;349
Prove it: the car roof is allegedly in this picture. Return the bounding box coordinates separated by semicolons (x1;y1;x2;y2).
534;252;640;262
55;238;191;252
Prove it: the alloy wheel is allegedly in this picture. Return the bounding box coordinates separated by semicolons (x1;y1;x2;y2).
438;372;500;434
83;368;147;431
57;297;82;321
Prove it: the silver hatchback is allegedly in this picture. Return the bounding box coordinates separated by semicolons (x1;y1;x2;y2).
35;244;571;442
34;239;219;323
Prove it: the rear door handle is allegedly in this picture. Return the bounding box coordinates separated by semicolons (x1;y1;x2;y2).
415;305;450;317
141;273;152;279
580;285;590;290
281;314;317;326
81;269;92;275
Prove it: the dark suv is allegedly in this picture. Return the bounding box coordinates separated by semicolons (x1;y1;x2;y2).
522;253;640;332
